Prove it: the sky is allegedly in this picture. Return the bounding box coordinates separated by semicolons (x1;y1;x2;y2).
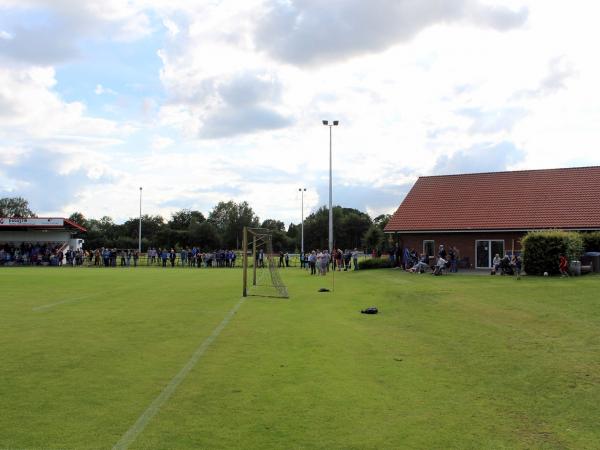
1;0;600;226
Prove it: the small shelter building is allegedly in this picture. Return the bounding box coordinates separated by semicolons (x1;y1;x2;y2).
0;217;86;252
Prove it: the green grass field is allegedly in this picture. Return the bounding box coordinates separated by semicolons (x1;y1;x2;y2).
1;267;599;449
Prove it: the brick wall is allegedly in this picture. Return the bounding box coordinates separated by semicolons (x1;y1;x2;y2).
394;231;525;269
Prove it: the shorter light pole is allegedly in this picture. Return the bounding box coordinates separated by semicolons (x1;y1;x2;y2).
138;187;142;253
299;188;306;256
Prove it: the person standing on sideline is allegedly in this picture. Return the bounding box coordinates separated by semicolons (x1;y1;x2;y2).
309;251;317;275
323;250;331;275
448;246;456;273
316;250;324;275
438;244;447;260
559;254;569;276
451;246;460;272
352;248;359;270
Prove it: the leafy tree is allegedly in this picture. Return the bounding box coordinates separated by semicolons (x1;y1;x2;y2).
208;200;259;249
287;223;299;239
68;212;87;227
303;206;372;250
189;220;221;249
373;214;391;230
338;209;372;249
286;223;301;250
261;219;285;231
168;209;205;230
121;215;165;242
302;206;330;250
98;216;117;238
0;197;35;217
363;224;385;252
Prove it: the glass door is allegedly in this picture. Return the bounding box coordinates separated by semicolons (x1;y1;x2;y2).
476;240;505;268
491;241;505;263
423;240;435;257
476;241;490;268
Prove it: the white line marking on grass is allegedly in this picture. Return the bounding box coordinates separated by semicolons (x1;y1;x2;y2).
112;296;246;450
32;295;93;311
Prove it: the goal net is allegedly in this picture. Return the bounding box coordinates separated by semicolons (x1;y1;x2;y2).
242;227;289;299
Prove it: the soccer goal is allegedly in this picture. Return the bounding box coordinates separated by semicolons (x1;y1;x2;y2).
242;227;289;299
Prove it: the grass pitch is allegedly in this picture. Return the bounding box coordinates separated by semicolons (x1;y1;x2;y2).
1;267;599;449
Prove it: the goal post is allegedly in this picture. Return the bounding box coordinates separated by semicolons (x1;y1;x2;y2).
242;226;289;298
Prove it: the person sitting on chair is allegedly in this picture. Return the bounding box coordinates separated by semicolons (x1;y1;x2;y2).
408;254;429;273
432;256;447;275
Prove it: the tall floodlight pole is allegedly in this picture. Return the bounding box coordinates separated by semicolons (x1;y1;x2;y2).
299;188;306;255
322;120;339;253
138;187;142;253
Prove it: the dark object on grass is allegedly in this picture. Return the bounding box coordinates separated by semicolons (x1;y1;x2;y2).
361;307;378;314
318;288;330;292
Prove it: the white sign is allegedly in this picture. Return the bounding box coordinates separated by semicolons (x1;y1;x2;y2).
0;218;64;227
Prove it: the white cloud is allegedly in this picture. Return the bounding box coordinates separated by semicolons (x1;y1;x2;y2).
150;135;174;151
94;84;117;95
0;0;154;64
162;18;180;37
255;0;528;66
0;67;132;141
2;0;600;225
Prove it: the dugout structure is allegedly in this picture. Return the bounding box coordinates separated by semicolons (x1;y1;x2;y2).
242;227;288;298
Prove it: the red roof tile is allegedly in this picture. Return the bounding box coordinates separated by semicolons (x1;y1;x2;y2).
385;166;600;232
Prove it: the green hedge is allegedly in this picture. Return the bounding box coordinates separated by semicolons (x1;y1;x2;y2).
522;230;583;275
582;231;600;252
358;257;392;270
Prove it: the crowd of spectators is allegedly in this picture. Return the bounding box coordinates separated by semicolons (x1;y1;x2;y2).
87;247;238;268
0;242;64;266
297;249;360;275
404;244;460;275
2;243;366;271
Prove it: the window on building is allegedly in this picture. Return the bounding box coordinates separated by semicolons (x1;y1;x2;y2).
423;240;435;257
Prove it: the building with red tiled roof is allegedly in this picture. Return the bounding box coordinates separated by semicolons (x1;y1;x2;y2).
384;166;600;269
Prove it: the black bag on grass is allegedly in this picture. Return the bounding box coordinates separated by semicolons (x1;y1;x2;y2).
361;307;378;314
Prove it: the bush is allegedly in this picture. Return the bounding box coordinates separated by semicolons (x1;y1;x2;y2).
581;231;600;252
358;257;392;270
521;230;583;275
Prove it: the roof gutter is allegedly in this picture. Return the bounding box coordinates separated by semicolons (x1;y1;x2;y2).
385;227;600;234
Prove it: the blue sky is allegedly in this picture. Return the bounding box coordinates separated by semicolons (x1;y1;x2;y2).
1;0;600;225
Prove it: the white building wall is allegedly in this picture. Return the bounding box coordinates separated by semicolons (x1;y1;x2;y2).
0;230;71;244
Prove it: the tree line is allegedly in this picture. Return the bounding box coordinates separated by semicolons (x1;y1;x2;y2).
1;196;392;252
